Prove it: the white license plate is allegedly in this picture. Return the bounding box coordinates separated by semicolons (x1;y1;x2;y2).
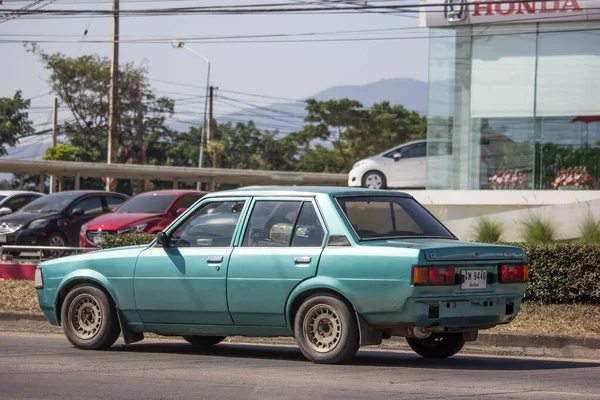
461;270;487;290
0;235;6;243
93;236;103;245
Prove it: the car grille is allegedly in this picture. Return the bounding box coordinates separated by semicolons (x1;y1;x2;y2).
86;230;116;243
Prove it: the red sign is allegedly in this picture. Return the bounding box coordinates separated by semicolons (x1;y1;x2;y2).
473;0;583;17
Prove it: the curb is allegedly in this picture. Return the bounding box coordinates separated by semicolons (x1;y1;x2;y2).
2;311;599;360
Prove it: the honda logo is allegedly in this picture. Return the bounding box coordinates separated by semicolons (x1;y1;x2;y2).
444;0;468;21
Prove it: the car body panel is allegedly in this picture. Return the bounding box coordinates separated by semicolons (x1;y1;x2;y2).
35;187;528;343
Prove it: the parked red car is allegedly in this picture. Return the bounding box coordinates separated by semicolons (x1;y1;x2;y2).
80;190;207;248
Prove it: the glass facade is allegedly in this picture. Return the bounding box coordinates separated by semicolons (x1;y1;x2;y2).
426;22;600;190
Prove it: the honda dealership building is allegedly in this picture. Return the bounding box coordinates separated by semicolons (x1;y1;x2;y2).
420;0;600;190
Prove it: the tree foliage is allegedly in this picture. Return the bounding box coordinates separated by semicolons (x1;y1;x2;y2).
0;90;33;156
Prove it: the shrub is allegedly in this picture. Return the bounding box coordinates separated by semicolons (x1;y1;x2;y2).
579;213;600;243
473;217;504;243
99;233;156;249
504;242;600;304
521;214;557;242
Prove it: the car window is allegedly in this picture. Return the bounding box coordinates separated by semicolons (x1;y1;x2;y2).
242;201;302;247
21;191;80;213
105;196;126;210
117;195;177;214
383;146;404;159
429;141;453;156
400;143;426;158
4;196;30;212
171;201;245;247
73;196;104;216
336;196;454;240
291;202;325;247
171;195;202;214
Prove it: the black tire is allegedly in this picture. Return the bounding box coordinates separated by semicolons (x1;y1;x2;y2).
406;333;465;358
44;232;69;258
361;170;387;190
182;335;226;346
60;284;121;350
294;294;359;364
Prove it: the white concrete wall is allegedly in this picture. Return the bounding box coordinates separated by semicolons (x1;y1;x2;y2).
402;190;600;241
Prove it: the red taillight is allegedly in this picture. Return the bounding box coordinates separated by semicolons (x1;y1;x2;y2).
413;266;455;286
500;264;529;283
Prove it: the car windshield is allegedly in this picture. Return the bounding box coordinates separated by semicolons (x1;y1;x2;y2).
20;192;80;213
0;196;6;202
116;194;177;214
336;195;455;240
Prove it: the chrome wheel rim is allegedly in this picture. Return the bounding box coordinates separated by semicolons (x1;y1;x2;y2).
303;304;342;353
68;294;102;340
364;174;382;189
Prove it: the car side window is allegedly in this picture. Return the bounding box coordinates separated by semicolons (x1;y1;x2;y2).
105;196;126;211
4;196;29;212
73;196;104;215
242;201;302;247
291;202;325;247
171;195;202;215
383;146;403;159
400;143;426;159
171;201;245;247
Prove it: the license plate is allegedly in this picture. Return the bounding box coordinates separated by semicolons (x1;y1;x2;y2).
0;235;6;243
461;270;487;290
93;236;103;245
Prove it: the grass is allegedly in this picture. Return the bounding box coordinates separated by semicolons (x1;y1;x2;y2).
521;214;557;242
472;217;504;243
2;280;599;337
579;213;600;243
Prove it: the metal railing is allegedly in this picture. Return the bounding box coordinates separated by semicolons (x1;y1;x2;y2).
0;245;93;263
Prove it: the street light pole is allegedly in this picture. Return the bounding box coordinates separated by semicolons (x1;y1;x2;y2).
171;40;210;191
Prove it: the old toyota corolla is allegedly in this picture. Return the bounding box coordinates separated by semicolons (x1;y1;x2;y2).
35;187;528;364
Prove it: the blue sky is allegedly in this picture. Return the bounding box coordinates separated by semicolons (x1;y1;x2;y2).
0;0;429;132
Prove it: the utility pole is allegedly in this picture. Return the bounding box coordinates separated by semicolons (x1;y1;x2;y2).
106;0;120;192
207;86;216;191
48;97;58;194
135;75;147;193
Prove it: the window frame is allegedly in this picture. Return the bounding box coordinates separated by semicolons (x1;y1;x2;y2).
236;196;329;249
158;196;251;249
71;195;105;216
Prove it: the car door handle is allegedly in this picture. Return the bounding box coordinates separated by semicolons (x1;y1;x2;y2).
294;256;312;264
206;256;223;263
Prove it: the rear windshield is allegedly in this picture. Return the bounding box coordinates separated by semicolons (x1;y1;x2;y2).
116;195;177;214
336;195;454;241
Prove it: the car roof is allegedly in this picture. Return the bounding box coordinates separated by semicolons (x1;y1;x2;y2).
137;190;207;197
44;190;127;197
0;190;43;196
204;186;411;198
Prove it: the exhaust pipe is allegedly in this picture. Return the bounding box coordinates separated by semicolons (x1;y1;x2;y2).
409;326;448;338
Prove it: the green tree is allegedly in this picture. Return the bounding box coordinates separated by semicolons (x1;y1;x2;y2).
0;90;33;155
43;143;80;161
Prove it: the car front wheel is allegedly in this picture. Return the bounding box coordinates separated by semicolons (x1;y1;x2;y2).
61;284;121;350
294;294;359;364
182;336;226;346
406;333;466;358
361;170;386;189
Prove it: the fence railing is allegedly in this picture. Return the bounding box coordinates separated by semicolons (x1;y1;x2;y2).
0;245;92;263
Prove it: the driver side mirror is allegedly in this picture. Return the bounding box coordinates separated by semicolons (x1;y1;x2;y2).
0;207;12;216
156;231;169;247
71;208;85;216
393;152;402;162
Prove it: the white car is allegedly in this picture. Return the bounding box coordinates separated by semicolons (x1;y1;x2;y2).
0;190;44;216
348;140;431;189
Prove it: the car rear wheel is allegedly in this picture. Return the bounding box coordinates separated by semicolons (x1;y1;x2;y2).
362;170;386;190
294;294;359;364
406;333;466;358
182;335;226;346
61;284;121;350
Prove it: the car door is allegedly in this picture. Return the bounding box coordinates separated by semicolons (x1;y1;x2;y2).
133;197;249;325
388;142;427;188
227;198;327;326
64;195;105;245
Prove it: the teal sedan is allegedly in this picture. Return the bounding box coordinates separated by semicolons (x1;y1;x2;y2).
35;187;528;364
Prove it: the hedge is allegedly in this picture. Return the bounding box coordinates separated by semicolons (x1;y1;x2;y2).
98;234;600;304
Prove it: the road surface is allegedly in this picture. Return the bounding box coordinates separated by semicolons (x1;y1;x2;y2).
0;333;599;400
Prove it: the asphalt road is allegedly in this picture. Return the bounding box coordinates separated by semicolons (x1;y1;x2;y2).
1;333;599;400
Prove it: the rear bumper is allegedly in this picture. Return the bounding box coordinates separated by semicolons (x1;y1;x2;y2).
364;293;523;331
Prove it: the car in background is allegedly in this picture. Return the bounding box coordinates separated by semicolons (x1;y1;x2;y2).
0;191;44;216
0;190;128;257
35;187;527;364
80;190;207;248
348;139;495;189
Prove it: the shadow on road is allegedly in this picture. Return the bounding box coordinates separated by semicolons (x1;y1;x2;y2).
108;341;600;371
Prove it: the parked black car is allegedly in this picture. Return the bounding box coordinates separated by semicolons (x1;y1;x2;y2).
0;190;128;256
